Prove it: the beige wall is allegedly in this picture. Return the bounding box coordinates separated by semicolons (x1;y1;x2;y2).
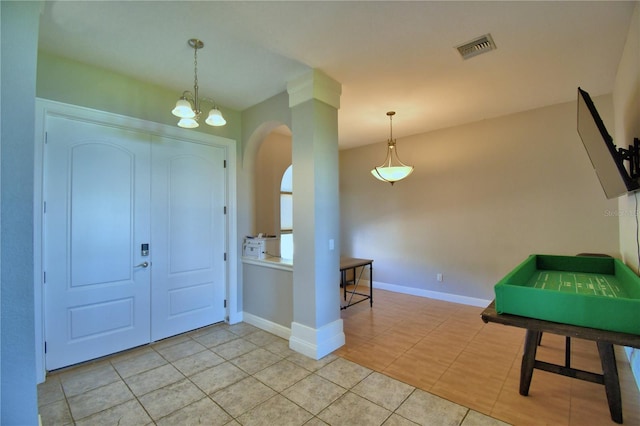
243;264;292;328
613;2;639;384
340;98;620;301
614;3;640;272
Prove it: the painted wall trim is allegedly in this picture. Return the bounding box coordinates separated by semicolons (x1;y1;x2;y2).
242;312;291;340
290;319;345;360
371;280;492;308
241;256;293;272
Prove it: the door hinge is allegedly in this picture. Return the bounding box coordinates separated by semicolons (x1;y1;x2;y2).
44;341;47;354
223;206;227;215
224;253;227;261
223;160;226;168
43;271;46;284
44;132;48;144
224;299;227;308
43;201;47;214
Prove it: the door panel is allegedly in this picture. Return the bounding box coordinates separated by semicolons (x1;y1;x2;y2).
70;143;135;286
151;136;226;341
44;116;151;370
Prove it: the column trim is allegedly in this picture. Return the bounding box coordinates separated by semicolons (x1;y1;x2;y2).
289;319;345;360
287;69;342;109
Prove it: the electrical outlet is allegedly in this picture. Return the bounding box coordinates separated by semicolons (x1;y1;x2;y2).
437;273;443;282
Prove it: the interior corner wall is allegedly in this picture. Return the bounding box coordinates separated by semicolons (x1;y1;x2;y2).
340;98;620;301
614;2;640;273
612;1;640;389
1;2;40;424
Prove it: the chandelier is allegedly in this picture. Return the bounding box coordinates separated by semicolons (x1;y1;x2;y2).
171;38;226;128
370;111;414;185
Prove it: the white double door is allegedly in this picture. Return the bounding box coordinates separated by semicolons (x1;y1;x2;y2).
44;116;226;370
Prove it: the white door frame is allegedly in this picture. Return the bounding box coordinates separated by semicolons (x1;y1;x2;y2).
34;98;238;382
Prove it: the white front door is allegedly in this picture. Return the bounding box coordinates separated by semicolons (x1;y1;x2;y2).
44;116;151;370
44;116;228;370
150;136;226;341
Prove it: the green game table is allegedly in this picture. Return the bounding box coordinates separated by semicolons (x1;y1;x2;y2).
488;254;640;424
495;254;640;334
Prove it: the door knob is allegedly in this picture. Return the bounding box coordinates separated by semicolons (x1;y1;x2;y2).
135;261;149;268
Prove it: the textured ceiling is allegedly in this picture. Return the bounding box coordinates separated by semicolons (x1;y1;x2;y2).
38;1;636;149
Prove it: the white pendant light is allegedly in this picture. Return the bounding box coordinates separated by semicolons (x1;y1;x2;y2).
171;39;226;128
370;111;414;185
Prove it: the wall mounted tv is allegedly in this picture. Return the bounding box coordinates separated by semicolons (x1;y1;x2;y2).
577;87;639;199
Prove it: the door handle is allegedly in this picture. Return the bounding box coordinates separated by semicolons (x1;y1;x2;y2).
135;261;149;268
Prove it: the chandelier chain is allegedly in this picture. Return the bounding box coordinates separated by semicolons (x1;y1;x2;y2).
193;45;199;91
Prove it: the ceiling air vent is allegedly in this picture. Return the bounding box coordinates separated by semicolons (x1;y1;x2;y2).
456;34;496;60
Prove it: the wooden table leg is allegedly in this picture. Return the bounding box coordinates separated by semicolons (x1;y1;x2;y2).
520;329;541;396
597;341;623;424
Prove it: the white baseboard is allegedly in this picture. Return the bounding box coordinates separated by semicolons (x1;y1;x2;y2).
228;310;243;325
242;312;290;340
241;313;345;359
370;280;492;307
624;347;640;392
289;319;345;360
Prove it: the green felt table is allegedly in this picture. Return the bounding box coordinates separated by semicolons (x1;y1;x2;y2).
528;270;626;297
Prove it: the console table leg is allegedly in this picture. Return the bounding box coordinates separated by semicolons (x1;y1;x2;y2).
369;264;373;307
597;342;622;424
520;329;541;396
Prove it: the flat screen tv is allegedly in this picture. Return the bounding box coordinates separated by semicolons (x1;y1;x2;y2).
577;87;639;199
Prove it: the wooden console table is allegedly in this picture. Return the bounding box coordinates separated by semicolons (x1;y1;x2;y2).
481;301;640;424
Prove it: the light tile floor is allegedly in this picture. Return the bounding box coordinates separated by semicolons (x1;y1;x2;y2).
38;320;508;425
39;288;640;425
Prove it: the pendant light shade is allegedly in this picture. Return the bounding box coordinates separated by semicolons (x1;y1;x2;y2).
370;111;414;185
205;107;226;126
371;165;414;183
177;117;199;129
172;98;196;118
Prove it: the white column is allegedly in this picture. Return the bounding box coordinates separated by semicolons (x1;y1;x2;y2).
287;70;344;359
